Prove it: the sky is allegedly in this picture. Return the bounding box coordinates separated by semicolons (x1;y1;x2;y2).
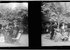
60;2;70;12
0;2;28;10
7;2;28;9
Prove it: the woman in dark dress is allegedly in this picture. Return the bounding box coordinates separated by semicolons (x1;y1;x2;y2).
0;24;2;29
50;25;54;40
50;22;57;40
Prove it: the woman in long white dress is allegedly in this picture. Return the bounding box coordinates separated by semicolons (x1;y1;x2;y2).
61;23;69;41
54;23;68;42
54;29;62;42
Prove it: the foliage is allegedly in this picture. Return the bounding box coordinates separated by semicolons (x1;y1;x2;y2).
42;2;62;22
0;6;28;35
41;2;70;29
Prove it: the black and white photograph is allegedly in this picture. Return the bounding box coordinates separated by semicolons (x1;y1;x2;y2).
0;49;58;50
41;2;70;46
40;0;70;1
0;2;28;47
28;0;70;1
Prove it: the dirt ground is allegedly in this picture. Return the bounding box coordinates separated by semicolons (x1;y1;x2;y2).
0;34;28;47
42;34;70;46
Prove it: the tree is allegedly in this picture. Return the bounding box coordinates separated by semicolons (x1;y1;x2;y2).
41;2;70;31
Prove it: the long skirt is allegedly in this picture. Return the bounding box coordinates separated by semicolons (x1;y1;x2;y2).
61;32;68;41
54;32;62;42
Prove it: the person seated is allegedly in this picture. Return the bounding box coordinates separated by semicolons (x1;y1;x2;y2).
54;29;62;42
62;37;68;41
61;30;69;41
12;32;21;40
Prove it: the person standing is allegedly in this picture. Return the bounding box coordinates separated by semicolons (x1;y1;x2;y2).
50;25;54;40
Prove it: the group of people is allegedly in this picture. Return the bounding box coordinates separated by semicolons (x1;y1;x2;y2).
45;22;70;41
54;23;70;42
0;20;22;43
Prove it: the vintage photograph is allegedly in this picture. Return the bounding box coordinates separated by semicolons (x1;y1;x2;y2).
0;0;70;1
41;2;70;46
41;0;70;1
0;0;28;1
0;49;57;50
28;0;70;1
0;2;28;47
